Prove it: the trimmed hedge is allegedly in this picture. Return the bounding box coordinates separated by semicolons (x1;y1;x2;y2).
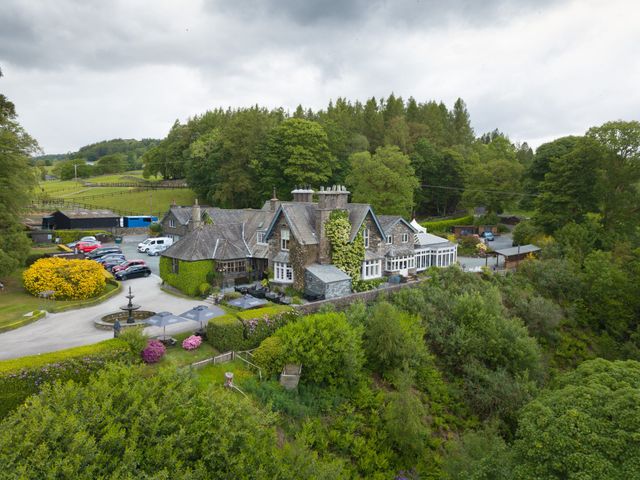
207;306;296;352
421;215;474;233
0;339;129;419
54;230;113;244
159;257;214;297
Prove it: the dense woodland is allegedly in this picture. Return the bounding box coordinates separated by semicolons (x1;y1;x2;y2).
2;87;640;478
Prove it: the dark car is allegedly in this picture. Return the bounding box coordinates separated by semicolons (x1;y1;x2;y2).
87;247;122;259
96;253;126;263
114;265;152;280
103;258;128;271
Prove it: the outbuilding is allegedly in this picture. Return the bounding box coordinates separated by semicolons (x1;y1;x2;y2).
42;209;120;230
304;264;352;300
494;244;540;269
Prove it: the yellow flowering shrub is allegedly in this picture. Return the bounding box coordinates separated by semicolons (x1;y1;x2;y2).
23;257;106;300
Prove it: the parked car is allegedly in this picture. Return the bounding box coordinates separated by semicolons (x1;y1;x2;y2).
480;231;495;241
114;265;152;280
96;254;126;265
112;259;147;273
147;243;170;256
75;241;101;253
103;258;128;271
66;236;97;249
137;237;173;253
87;247;122;259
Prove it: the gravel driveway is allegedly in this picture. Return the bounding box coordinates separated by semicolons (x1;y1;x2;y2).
0;275;211;360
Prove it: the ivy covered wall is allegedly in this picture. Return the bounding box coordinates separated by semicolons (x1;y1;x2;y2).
325;210;365;284
159;256;215;296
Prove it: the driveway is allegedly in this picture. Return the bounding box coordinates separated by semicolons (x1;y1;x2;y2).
0;275;211;360
458;233;513;271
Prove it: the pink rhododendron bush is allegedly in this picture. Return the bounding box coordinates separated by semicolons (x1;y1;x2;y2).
182;335;202;351
141;340;166;364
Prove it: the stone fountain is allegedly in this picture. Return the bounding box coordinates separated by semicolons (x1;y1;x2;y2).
94;286;155;330
121;286;141;323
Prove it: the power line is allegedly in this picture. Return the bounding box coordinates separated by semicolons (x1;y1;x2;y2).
420;184;539;197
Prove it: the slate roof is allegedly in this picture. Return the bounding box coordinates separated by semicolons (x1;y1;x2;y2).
161;224;251;261
494;244;540;257
377;215;419;235
345;204;386;241
279;203;318;245
305;264;351;283
385;246;416;257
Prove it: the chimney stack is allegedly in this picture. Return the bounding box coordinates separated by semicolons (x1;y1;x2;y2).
291;186;314;203
191;198;201;230
315;185;351;264
269;187;280;212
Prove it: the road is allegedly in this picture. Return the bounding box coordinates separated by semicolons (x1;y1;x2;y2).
118;234;160;275
0;275;211;360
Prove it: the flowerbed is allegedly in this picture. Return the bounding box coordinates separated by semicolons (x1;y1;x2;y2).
23;257;106;300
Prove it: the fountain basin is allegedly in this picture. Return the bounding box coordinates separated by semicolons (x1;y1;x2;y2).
94;311;156;330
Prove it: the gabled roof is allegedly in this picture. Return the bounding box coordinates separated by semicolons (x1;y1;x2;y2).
263;202;318;245
161;224;250;261
58;208;119;219
345;204;386;241
377;215;418;235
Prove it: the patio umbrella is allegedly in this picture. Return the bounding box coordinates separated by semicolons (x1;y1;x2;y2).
227;294;268;310
178;305;224;329
144;311;189;338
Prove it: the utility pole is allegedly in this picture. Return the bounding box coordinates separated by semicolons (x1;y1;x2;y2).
74;163;78;184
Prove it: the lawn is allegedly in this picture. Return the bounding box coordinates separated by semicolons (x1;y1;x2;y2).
0;269;119;332
194;360;255;390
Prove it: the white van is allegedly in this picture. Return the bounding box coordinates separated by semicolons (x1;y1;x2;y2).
137;237;173;253
147;243;170;256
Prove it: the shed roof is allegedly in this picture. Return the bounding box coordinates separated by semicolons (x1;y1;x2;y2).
494;244;540;257
305;264;351;283
58;208;119;219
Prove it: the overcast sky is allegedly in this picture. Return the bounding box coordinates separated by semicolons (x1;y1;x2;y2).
1;0;638;154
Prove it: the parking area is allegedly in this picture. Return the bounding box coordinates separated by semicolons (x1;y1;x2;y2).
118;234;160;276
458;233;513;271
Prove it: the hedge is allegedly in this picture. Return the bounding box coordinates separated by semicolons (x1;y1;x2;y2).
0;338;129;419
54;230;113;244
159;257;214;297
421;215;474;233
207;306;297;352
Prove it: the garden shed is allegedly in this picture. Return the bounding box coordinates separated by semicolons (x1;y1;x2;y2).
304;264;352;300
494;244;540;269
42;209;120;230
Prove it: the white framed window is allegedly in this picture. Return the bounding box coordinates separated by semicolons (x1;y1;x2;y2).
274;262;293;283
171;258;179;274
219;260;247;273
385;255;416;272
361;259;382;280
169;219;175;228
257;231;266;244
363;228;370;249
386;235;392;245
280;229;290;251
402;233;409;243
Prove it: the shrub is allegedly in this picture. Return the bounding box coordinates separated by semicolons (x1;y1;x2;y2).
23;257;106;300
141;340;166;363
0;339;129;419
119;327;147;360
422;215;474;233
223;291;242;302
207;314;246;352
148;222;162;235
182;335;202;351
198;282;211;297
253;336;285;377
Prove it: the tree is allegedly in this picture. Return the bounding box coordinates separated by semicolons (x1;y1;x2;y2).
52;158;93;180
0;364;298;478
512;359;640;479
534;137;603;233
0;91;38;277
363;302;427;375
450;98;475;146
347;146;419;217
260;118;335;200
94;153;126;174
271;312;365;387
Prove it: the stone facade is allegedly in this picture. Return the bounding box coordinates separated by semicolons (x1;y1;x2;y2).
304;269;352;299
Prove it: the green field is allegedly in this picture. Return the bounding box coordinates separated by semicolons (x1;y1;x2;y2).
36;172;195;217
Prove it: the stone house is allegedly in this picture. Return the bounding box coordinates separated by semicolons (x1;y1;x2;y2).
159;186;457;297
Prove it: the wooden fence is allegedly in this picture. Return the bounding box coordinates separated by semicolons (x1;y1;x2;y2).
189;350;262;380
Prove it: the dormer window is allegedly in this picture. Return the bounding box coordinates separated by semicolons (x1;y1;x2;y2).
363;228;370;249
402;233;409;243
281;229;290;251
257;231;266;245
169;219;175;228
386;235;392;244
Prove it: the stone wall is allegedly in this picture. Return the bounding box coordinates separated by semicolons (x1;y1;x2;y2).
304;271;352;299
